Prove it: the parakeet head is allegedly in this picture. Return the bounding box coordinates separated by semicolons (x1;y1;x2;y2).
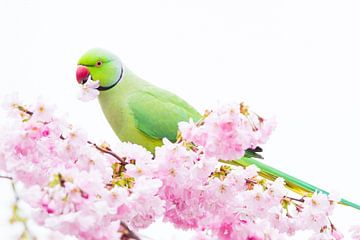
76;48;123;90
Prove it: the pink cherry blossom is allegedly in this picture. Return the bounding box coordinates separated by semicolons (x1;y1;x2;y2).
77;77;100;102
178;103;276;160
0;95;358;240
350;225;360;240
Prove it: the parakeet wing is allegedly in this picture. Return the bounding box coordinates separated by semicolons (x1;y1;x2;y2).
128;90;201;142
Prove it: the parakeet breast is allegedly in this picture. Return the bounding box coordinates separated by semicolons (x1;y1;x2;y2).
98;68;201;153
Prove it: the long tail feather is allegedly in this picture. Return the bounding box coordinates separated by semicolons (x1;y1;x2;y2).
223;157;360;211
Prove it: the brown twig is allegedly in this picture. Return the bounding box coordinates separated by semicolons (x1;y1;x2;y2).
17;105;33;116
0;175;13;180
87;141;127;165
59;134;127;165
285;196;305;203
120;221;141;240
328;217;338;233
5;177;37;239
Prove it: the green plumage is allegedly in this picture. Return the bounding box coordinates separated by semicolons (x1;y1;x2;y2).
98;69;201;152
128;89;201;142
77;48;360;211
225;158;360;210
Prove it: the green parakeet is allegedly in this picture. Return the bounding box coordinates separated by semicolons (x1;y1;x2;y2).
76;48;360;210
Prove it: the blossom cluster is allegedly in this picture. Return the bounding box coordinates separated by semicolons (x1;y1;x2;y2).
155;140;344;240
179;103;276;160
77;77;100;102
0;95;359;240
0;95;164;239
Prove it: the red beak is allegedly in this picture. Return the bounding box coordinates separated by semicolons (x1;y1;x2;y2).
76;65;90;84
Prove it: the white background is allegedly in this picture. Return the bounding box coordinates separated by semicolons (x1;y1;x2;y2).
1;0;360;239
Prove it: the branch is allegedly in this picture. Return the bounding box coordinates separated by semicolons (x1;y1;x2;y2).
0;175;13;180
285;196;305;203
87;141;127;166
17;105;33;116
60;134;127;166
120;221;141;240
7;178;37;239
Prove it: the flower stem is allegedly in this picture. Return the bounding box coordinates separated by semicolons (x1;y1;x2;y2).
17;105;33;116
0;176;37;240
120;221;141;240
0;175;13;180
87;141;127;165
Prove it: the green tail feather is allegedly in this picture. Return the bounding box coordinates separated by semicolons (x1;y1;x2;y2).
223;157;360;211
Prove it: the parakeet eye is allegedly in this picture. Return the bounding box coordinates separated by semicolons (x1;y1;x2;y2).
96;61;103;67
